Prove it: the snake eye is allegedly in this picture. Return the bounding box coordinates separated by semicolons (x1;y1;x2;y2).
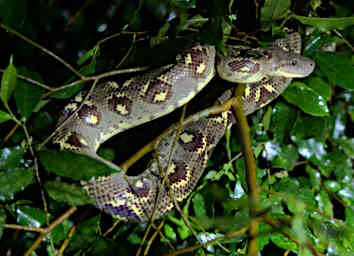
291;60;297;66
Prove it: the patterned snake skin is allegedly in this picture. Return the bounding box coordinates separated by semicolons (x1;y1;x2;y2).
53;33;315;221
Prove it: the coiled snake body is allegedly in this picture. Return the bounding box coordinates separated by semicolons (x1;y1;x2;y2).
53;33;315;221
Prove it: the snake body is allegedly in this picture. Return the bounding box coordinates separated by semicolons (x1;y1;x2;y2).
53;33;315;221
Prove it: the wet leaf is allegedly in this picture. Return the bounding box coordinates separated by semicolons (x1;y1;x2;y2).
15;206;46;228
271;101;296;143
38;150;116;180
0;145;25;169
193;193;207;219
0;167;35;201
164;224;177;241
291;114;328;140
44;181;95;206
315;52;354;90
293;15;354;31
270;144;299;171
317;189;333;217
282;82;329;116
337;137;354;158
1;56;18;108
308;77;332;101
271;231;298;251
13;67;45;121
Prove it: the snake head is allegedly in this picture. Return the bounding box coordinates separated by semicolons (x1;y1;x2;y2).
267;49;315;78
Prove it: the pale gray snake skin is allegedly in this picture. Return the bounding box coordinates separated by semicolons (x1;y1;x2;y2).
53;33;315;221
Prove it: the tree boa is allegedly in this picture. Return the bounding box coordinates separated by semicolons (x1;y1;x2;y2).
53;33;315;221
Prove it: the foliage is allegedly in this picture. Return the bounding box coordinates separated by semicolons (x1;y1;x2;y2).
0;0;353;255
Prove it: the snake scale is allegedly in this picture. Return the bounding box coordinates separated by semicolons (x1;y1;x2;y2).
53;33;315;221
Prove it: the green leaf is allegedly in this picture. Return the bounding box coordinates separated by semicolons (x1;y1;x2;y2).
0;167;35;201
68;216;100;252
337;137;354;158
296;138;328;172
150;22;170;47
263;106;272;131
0;110;13;124
0;145;25;169
44;181;95;206
38;150;116;180
15;205;46;227
317;189;333;217
308;77;332;101
77;45;100;66
192;193;207;219
164;224;177;241
1;56;18;108
271;101;296;143
0;208;5;239
293;15;354;31
13;67;45;121
260;0;291;26
269;144;299;171
283;82;330;116
315;52;354;89
291;114;328;140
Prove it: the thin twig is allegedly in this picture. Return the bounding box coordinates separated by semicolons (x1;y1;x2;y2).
45;66;149;97
4;224;44;233
121;97;237;171
0;68;52;90
164;226;249;256
24;207;77;256
56;225;76;256
264;216;324;256
0;23;84;79
232;85;260;256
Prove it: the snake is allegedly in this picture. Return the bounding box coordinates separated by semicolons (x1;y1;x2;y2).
53;33;315;222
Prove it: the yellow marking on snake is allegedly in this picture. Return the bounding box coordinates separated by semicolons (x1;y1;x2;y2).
84;114;99;125
157;74;170;83
115;104;129;115
79;137;88;146
154;90;169;102
197;68;215;90
107;81;120;88
65;103;78;111
240;66;251;72
254;88;261;102
197;63;206;74
141;81;150;95
135;180;144;188
264;84;276;93
180;132;194;144
245;86;251;98
185;53;192;65
75;94;83;102
167;162;176;174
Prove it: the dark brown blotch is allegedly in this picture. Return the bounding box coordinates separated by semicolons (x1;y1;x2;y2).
228;59;260;74
178;130;204;153
142;79;173;104
65;132;87;151
168;160;188;184
108;95;133;116
78;104;101;127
